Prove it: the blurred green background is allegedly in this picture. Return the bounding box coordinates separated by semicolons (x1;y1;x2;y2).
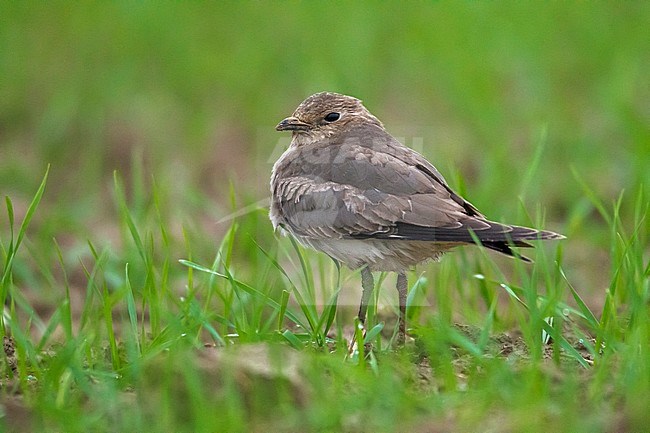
1;2;649;308
1;3;650;431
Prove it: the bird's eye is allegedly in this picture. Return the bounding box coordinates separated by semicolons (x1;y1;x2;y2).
323;112;340;122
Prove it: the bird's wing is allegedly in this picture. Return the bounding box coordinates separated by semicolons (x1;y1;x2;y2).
272;174;477;239
272;125;559;243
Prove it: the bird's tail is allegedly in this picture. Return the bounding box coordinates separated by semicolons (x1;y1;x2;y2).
360;220;564;262
478;224;565;262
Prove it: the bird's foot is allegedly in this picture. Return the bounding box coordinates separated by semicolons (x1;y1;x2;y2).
347;321;373;358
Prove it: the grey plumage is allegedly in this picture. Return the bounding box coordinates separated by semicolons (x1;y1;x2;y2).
270;92;564;345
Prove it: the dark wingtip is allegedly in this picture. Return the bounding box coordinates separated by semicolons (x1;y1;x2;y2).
481;241;533;262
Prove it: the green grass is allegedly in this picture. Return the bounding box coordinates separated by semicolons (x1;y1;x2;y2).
1;2;650;432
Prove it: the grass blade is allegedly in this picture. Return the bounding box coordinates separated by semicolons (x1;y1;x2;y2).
179;259;308;329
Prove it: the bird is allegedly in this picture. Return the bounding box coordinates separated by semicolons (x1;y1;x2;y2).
270;92;564;346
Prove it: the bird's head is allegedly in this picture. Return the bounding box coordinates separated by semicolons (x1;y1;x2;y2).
276;92;383;145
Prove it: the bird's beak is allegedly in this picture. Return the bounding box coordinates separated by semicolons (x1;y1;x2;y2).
276;117;310;132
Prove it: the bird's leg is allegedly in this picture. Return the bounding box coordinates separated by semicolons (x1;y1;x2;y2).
396;272;408;346
348;266;374;355
358;266;374;325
